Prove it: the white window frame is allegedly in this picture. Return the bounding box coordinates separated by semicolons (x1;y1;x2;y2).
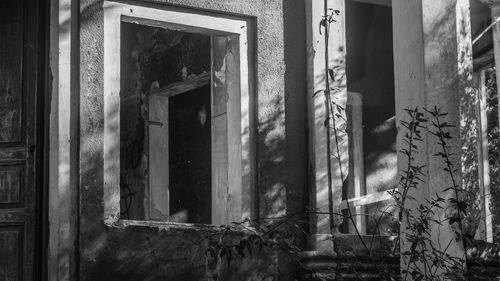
476;69;493;242
102;1;253;226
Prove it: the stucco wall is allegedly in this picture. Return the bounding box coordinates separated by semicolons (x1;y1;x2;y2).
78;0;307;280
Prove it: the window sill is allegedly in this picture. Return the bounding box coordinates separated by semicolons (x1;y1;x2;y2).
333;233;398;254
107;219;257;234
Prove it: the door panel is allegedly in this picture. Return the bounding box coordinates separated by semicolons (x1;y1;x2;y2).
0;226;23;281
0;164;24;206
0;0;24;144
0;0;44;280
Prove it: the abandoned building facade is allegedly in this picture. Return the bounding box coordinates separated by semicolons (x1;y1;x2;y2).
3;0;500;280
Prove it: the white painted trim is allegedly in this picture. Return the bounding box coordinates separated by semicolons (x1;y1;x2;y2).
49;0;79;279
148;95;169;221
148;73;211;98
478;70;493;242
393;0;471;268
340;189;395;210
103;1;251;224
306;0;349;240
103;4;121;223
347;92;366;233
104;2;247;35
350;0;391;7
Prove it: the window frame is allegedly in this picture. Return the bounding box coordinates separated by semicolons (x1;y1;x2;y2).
103;1;253;226
342;91;396;235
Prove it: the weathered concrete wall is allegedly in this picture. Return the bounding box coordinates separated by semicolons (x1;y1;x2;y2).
78;0;307;280
81;224;279;281
392;0;474;272
282;2;308;279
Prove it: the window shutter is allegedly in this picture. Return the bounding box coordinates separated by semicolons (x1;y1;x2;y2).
148;95;169;220
211;34;242;225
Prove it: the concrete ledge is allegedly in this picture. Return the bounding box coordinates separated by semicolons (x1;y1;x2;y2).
333;233;398;255
351;0;391;7
299;251;399;281
307;233;335;253
480;0;500;7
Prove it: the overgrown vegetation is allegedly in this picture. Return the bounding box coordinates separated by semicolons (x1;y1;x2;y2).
392;107;469;281
485;70;500;243
202;105;483;280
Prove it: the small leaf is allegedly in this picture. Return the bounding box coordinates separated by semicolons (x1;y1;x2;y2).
328;69;335;81
324;117;331;128
319;19;327;34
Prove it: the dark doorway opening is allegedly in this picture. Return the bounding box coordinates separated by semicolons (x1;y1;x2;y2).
169;85;212;224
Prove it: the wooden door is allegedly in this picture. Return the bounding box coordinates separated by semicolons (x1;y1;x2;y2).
0;0;45;280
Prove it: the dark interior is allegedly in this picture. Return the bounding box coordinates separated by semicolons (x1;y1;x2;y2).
169;85;211;224
342;1;397;235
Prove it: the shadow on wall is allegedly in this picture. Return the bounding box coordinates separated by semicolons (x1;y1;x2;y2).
83;226;279;281
281;0;308;249
458;3;482;238
460;66;482;238
484;71;500;242
73;2;289;281
80;85;284;281
257;92;287;219
311;53;349;232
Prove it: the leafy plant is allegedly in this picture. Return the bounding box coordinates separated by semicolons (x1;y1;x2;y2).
388;106;473;281
200;3;494;280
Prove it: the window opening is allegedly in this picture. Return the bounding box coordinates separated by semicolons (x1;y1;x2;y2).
104;2;251;226
341;1;397;235
167;85;212;223
119;22;213;223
